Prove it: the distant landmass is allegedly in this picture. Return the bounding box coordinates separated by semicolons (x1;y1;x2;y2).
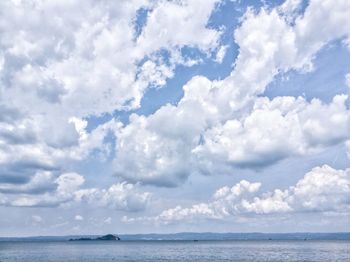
1;232;350;242
69;234;120;241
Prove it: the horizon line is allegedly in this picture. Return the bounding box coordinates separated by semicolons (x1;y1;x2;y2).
2;231;350;239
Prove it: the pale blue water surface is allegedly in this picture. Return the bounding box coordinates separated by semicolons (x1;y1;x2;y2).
0;240;349;261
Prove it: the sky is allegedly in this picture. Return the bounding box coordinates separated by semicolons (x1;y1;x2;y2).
0;0;350;237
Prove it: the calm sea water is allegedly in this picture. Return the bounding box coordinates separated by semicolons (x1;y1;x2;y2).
0;240;349;261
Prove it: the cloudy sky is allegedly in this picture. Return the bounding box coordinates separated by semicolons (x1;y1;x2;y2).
1;0;350;237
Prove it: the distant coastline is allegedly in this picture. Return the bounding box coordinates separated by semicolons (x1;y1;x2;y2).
69;234;121;241
1;232;350;242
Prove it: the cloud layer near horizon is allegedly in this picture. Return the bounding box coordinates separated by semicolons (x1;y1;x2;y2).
123;165;350;224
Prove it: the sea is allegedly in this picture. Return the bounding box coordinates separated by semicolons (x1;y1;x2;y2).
0;240;350;261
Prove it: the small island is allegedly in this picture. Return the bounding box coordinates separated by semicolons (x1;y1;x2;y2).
69;234;120;241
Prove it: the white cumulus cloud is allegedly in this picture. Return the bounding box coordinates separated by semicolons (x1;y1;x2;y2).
124;165;350;224
111;0;350;186
0;0;222;190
